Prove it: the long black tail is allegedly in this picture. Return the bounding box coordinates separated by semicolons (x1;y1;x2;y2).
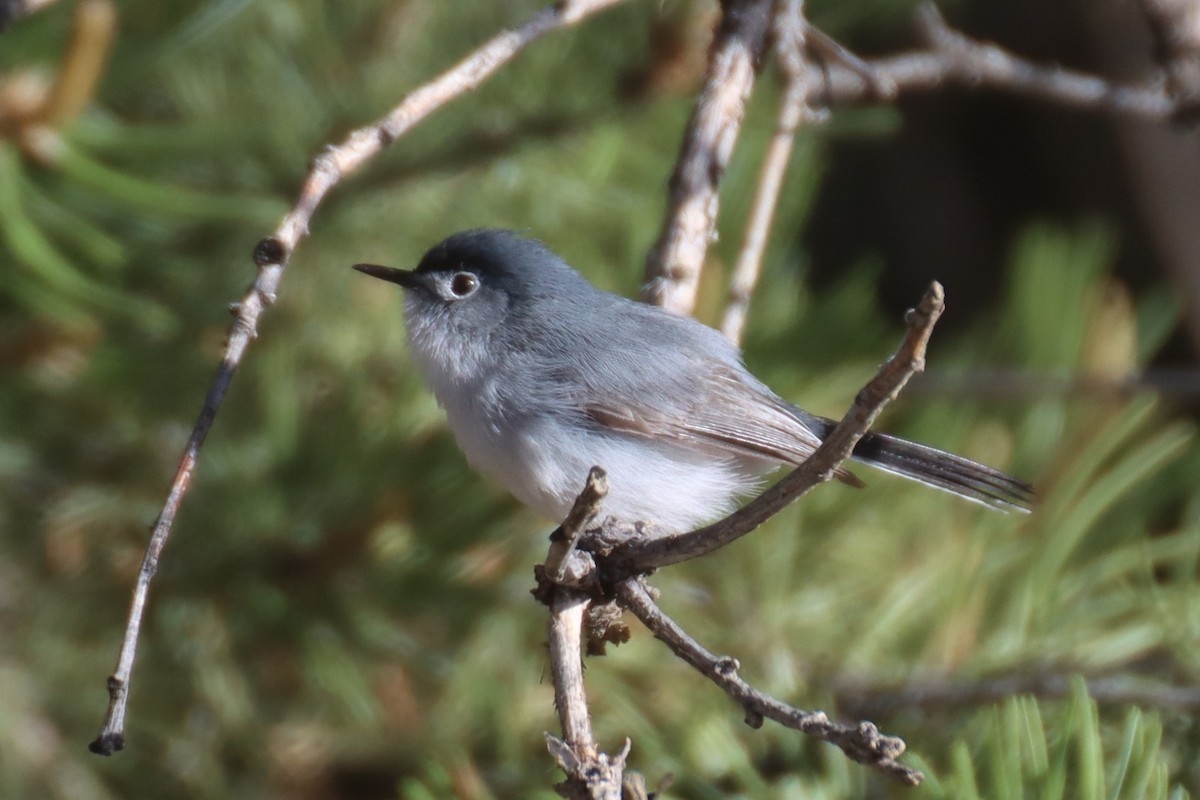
802;414;1035;513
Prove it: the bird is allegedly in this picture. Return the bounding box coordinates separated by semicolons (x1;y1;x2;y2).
354;229;1033;535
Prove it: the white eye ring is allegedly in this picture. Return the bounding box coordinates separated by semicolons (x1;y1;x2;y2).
449;272;479;298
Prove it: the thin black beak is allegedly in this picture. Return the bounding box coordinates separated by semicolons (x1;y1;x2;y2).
352;263;423;289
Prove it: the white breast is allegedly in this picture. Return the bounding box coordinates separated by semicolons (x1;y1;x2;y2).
437;381;765;534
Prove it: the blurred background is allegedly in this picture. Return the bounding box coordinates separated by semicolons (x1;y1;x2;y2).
1;0;1198;797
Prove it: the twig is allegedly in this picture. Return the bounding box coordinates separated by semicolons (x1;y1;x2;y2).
88;0;631;757
545;466;608;585
546;591;630;798
545;733;632;800
549;591;600;764
611;281;944;572
649;0;1192;318
543;478;631;799
805;5;1178;118
802;23;896;99
617;578;923;786
1135;0;1200;120
641;0;774;316
721;0;813;344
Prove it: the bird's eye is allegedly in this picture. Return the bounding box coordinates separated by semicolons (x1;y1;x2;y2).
449;272;478;298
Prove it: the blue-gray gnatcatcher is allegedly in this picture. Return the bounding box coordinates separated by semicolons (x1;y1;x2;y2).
354;229;1032;534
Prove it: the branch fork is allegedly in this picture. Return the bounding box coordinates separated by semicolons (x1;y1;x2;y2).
536;283;945;792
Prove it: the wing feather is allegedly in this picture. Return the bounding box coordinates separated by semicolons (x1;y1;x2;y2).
583;365;863;485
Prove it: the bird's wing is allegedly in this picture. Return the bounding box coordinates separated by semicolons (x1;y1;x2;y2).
583;363;863;485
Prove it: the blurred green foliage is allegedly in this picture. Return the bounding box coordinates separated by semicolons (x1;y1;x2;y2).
1;1;1197;798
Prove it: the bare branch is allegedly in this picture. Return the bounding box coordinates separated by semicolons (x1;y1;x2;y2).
806;5;1177;118
721;0;814;344
549;591;599;763
545;467;609;585
545;508;631;798
652;0;1192;323
802;23;896;99
545;732;631;800
617;578;923;786
642;0;774;315
539;282;946;787
88;0;632;757
612;281;945;572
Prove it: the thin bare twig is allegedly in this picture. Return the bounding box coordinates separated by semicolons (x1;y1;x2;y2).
88;0;631;757
611;281;945;572
543;476;631;799
546;590;631;799
649;0;1189;319
806;5;1178;118
642;0;774;315
549;592;600;763
545;466;608;585
721;0;813;344
545;732;632;800
802;23;896;98
617;578;923;786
